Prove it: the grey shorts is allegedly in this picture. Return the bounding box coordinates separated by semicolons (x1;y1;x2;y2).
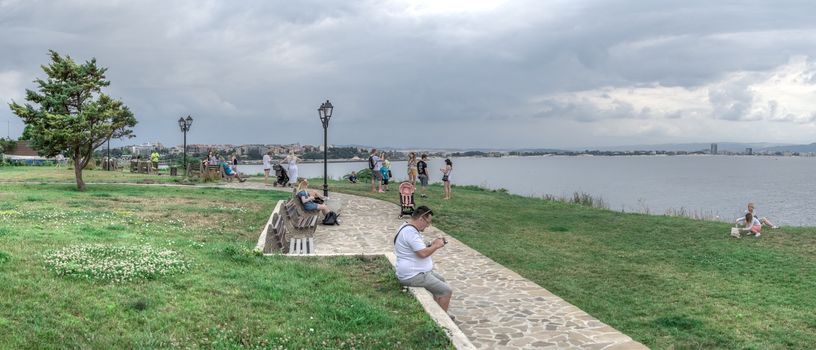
372;171;383;181
418;174;428;186
399;271;452;297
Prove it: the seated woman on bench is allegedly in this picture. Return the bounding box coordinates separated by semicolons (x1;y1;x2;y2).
296;178;331;215
220;161;246;182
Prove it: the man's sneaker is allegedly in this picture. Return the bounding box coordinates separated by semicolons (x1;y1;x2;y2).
754;232;761;238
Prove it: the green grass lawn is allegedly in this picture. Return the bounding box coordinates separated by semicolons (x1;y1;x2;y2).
0;165;187;184
0;172;451;349
6;166;816;348
328;178;816;349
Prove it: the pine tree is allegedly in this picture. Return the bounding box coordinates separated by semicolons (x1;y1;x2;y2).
9;50;137;191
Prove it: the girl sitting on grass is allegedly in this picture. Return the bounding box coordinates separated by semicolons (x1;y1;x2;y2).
735;212;762;238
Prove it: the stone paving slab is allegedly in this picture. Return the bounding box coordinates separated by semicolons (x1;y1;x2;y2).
232;182;648;349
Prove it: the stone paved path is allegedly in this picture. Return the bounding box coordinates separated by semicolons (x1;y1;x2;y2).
233;182;648;349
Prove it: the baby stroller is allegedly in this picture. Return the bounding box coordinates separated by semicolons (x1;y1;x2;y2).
273;163;289;187
398;181;416;218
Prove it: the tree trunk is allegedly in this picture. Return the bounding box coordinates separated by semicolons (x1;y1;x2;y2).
74;160;86;191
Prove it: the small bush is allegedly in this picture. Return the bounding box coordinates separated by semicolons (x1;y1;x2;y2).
542;192;608;209
44;244;189;283
353;168;374;181
221;245;256;264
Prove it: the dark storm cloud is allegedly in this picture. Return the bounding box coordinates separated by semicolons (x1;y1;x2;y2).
1;0;816;148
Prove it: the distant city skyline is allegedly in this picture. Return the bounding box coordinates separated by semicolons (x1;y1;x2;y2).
2;1;816;148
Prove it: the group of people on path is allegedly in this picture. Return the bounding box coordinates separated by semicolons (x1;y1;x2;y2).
368;149;454;199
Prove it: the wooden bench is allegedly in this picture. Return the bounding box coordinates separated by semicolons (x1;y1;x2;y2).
283;195;320;234
263;211;287;253
261;201;316;255
205;164;223;180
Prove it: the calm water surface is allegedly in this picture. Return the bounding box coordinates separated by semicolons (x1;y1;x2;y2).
239;156;815;226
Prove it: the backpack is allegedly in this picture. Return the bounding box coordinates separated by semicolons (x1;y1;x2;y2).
322;211;339;225
368;156;375;170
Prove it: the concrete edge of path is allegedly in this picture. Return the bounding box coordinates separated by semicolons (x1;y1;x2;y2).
383;252;476;350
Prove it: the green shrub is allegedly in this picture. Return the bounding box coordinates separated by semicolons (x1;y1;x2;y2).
353;168;373;180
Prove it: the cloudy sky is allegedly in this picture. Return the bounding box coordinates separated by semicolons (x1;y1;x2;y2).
2;0;816;149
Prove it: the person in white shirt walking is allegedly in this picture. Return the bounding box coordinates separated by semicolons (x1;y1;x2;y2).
262;151;272;186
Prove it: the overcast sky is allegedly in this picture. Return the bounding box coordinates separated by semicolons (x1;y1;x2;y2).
2;0;816;149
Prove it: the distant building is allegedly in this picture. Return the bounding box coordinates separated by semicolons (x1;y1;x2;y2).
4;140;38;157
710;143;718;155
745;147;752;155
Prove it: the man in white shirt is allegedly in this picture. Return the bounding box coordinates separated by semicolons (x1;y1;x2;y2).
394;206;452;311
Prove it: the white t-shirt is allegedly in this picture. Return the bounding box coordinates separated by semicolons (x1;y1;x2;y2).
737;216;761;227
262;154;271;169
372;155;382;171
394;223;432;280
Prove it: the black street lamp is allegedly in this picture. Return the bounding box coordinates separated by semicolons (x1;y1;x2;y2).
178;115;193;176
106;137;111;171
318;100;333;197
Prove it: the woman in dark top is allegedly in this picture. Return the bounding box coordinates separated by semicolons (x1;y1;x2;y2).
417;154;429;198
441;158;452;200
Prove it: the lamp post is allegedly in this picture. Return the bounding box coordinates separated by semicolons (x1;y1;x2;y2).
106;138;110;171
318;100;333;197
178;115;193;176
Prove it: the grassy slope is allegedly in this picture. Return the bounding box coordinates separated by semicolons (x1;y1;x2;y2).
327;179;816;349
0;174;450;349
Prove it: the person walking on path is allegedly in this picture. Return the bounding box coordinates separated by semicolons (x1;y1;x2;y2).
230;155;238;174
262;151;272;186
285;151;299;187
393;206;452;312
441;158;453;200
369;149;383;193
407;152;418;185
417;154;429;198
